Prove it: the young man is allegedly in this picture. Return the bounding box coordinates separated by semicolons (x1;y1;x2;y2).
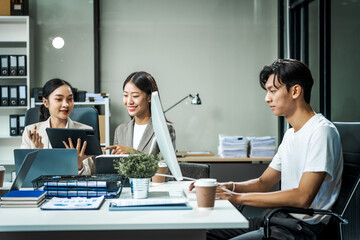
195;59;343;240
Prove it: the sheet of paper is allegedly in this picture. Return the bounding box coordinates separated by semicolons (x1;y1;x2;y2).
41;196;104;210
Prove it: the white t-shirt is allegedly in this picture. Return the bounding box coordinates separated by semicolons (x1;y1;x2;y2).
269;114;343;224
133;123;147;150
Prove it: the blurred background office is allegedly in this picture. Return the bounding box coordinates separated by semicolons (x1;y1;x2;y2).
22;0;360;153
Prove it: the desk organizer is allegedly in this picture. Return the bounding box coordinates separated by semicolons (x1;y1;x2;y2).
32;174;125;198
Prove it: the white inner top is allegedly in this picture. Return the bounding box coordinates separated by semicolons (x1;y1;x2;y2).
133;123;147;150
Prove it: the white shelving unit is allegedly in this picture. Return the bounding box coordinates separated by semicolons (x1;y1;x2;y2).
0;16;31;165
31;97;111;149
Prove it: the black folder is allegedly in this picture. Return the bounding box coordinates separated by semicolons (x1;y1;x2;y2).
9;86;18;106
1;86;9;106
9;55;17;76
18;85;27;106
10;115;18;136
17;55;26;76
18;115;25;135
1;55;9;76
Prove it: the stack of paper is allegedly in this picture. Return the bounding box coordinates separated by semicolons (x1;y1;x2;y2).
249;136;276;158
218;134;249;158
0;190;46;208
85;93;108;102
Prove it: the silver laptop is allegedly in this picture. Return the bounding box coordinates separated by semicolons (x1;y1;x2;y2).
14;149;78;187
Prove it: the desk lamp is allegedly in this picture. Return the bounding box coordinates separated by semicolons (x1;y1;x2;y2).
164;93;201;113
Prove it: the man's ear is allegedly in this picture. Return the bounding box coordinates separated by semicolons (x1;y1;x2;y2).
291;84;302;100
42;97;49;107
147;94;151;103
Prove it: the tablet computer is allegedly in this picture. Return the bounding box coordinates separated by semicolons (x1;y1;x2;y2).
46;128;102;156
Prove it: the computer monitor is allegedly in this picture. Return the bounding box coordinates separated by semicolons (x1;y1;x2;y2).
151;91;183;181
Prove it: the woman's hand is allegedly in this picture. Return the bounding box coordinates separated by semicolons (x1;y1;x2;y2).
216;185;242;205
27;125;44;149
105;145;138;155
63;138;93;171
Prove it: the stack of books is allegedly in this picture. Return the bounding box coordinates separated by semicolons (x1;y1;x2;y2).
249;136;276;158
0;190;46;208
218;134;249;158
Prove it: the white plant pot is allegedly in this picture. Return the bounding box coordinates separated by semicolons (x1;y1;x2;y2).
129;178;150;199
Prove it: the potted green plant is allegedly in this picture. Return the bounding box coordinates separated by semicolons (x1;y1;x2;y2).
114;152;160;199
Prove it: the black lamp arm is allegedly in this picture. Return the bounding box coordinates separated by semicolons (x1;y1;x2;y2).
164;95;192;113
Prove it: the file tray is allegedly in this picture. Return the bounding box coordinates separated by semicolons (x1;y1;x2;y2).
32;174;125;199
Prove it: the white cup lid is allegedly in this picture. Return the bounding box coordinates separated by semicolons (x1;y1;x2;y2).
0;166;5;171
194;178;218;187
158;162;167;167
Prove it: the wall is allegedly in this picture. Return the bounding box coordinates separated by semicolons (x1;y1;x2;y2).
100;0;278;153
28;0;94;92
331;0;360;121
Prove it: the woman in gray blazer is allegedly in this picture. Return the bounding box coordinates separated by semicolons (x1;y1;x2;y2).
21;78;95;175
105;72;176;155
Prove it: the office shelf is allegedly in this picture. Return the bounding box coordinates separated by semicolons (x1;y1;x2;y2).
0;16;31;165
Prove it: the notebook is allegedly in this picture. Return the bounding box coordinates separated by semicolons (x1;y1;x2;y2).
14;149;78;187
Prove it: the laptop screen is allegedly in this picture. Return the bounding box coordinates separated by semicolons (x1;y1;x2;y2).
14;149;78;187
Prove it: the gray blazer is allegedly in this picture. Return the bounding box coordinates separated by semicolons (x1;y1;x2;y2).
113;117;176;156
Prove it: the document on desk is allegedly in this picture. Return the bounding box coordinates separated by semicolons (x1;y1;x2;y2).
109;198;192;211
41;196;105;210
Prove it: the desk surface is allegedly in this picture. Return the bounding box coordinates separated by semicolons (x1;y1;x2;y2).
177;156;272;162
0;181;248;232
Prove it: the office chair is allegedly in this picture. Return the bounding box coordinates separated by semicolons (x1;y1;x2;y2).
263;122;360;240
24;106;100;141
167;162;210;181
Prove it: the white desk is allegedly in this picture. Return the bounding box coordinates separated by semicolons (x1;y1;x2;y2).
0;181;248;240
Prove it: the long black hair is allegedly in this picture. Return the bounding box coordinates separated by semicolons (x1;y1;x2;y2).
123;71;159;114
123;71;171;123
259;59;314;104
39;78;74;121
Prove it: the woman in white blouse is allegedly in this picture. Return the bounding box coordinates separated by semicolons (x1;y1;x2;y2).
21;78;94;175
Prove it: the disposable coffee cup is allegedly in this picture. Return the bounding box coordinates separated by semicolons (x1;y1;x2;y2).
194;178;218;209
0;166;5;188
152;162;167;184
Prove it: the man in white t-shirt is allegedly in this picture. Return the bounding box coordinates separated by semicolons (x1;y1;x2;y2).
194;59;343;240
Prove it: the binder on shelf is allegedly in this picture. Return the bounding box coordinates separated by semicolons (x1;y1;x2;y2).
9;55;17;76
1;55;9;76
33;88;43;102
18;115;25;135
1;86;9;106
11;0;29;16
17;55;26;76
9;115;18;136
9;86;18;106
18;85;27;106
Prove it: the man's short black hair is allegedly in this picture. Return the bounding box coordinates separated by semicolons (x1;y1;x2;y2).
259;59;314;104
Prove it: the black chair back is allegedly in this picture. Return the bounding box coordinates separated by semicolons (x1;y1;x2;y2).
24;106;100;140
179;162;210;180
329;122;360;240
